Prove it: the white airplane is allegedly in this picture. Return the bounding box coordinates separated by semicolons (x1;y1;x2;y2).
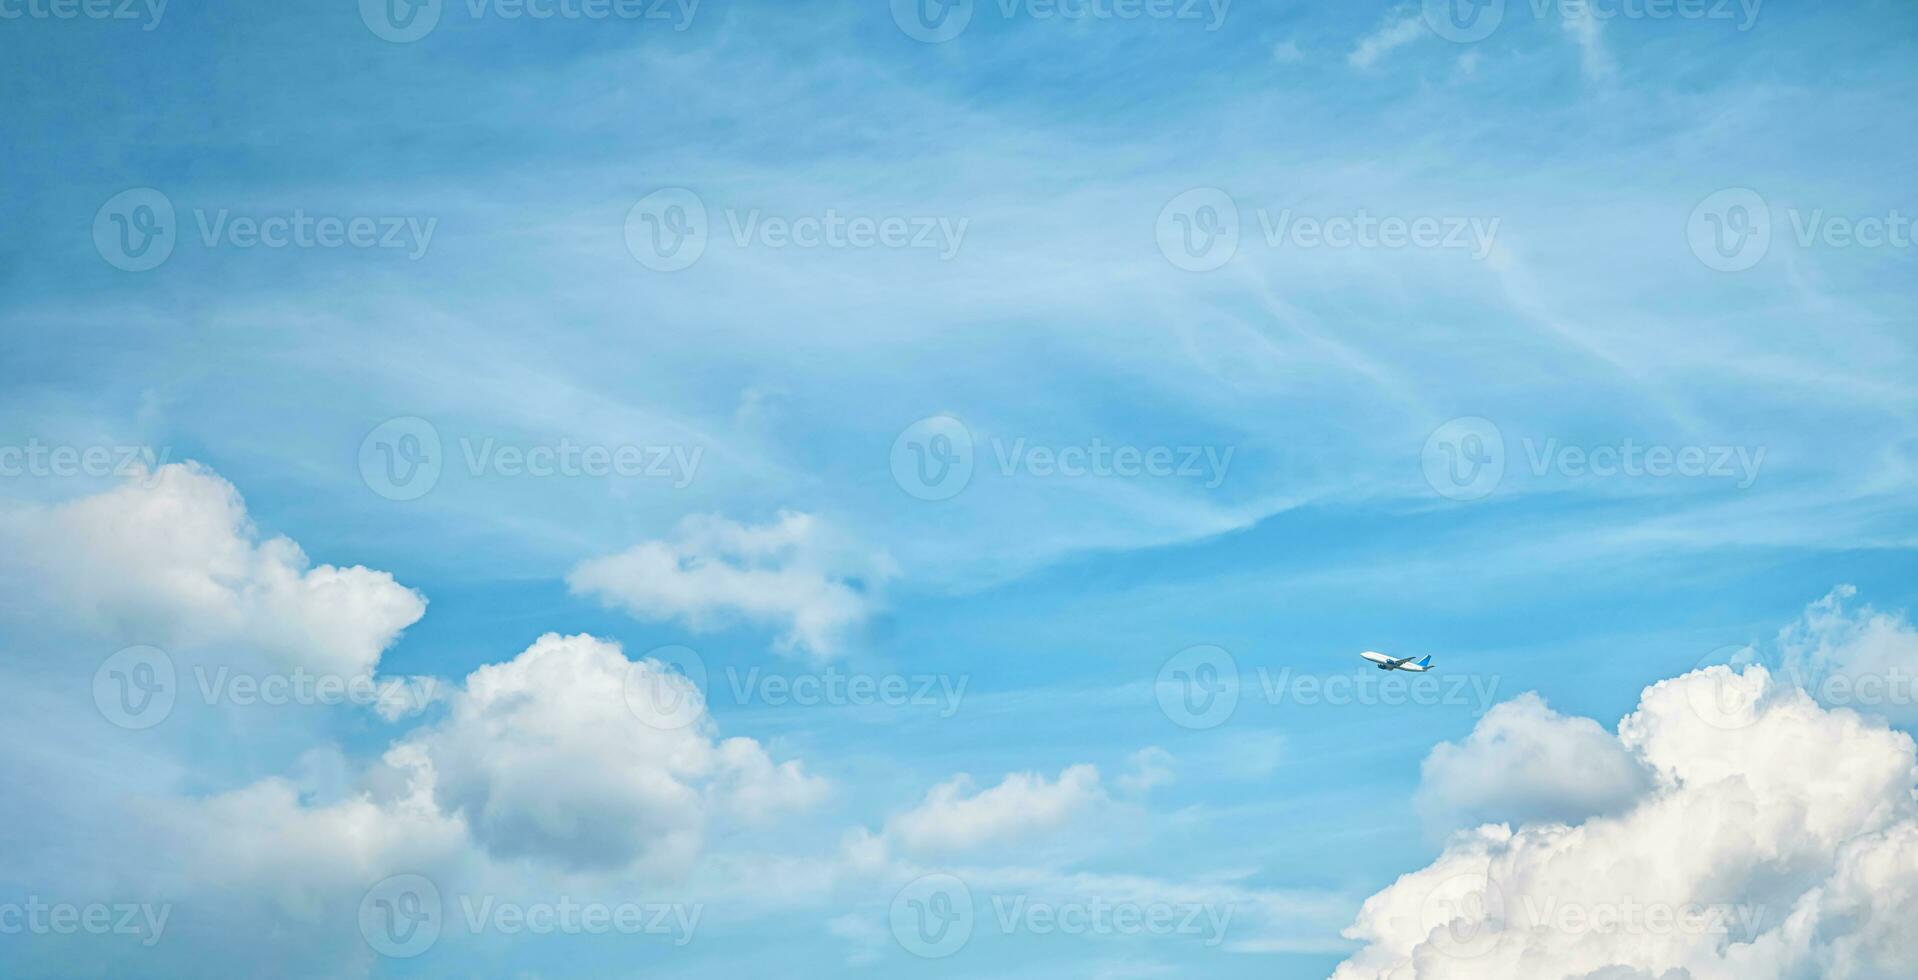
1360;650;1434;672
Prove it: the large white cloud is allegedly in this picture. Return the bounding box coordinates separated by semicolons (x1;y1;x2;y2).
1332;663;1918;980
392;632;828;874
1417;692;1652;830
568;511;890;659
886;764;1105;855
0;462;424;678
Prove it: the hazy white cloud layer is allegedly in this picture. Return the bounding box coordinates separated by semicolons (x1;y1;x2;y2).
887;764;1106;855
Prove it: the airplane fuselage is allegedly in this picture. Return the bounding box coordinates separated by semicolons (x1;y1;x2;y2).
1359;650;1433;672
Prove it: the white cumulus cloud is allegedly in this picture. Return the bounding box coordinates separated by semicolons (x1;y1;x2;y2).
1333;662;1918;980
887;764;1105;855
0;462;424;678
568;511;890;659
1417;692;1653;830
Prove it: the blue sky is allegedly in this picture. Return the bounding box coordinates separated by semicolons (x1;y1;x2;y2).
3;0;1918;977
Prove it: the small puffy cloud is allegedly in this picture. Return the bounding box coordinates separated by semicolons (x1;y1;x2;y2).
1117;747;1176;795
0;462;424;677
887;764;1105;855
1417;692;1652;830
395;632;827;874
568;511;890;659
1349;8;1426;69
1333;660;1918;980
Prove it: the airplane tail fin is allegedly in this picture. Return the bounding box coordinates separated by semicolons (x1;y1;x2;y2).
1418;656;1433;668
